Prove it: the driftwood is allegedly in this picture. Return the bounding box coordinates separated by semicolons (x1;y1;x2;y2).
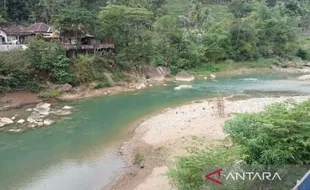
216;94;225;118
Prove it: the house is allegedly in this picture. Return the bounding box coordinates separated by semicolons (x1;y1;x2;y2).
0;22;114;54
54;28;114;57
0;23;53;45
0;26;34;44
27;22;54;36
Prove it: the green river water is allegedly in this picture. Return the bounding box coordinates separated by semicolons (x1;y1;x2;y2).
1;71;310;190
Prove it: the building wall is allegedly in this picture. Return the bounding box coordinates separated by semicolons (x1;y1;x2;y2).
0;29;7;44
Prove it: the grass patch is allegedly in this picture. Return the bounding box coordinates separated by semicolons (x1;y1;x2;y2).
134;153;144;166
168;146;241;190
93;81;112;89
38;90;61;99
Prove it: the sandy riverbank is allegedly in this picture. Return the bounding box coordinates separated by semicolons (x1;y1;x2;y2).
108;95;310;190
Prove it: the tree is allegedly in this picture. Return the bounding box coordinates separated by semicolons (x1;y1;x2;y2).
98;5;154;67
53;7;97;39
5;0;31;22
202;21;232;62
279;0;304;17
188;2;206;28
0;14;6;24
229;21;258;60
151;15;182;67
228;0;252;18
248;2;297;57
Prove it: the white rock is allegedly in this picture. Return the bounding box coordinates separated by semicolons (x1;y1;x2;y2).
175;71;195;82
136;83;146;90
36;103;51;109
163;84;168;86
38;122;44;127
11;116;16;120
54;110;72;116
297;75;310;81
149;84;153;87
204;76;208;80
27;117;37;123
34;107;50;116
63;106;73;110
26;108;33;112
44;119;54;126
0;117;14;124
33;103;51;116
210;74;216;79
17;119;25;124
28;124;37;128
174;85;193;90
8;128;23;133
0;122;6;127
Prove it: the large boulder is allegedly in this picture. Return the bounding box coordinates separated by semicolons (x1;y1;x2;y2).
0;122;6;127
28;112;43;122
58;84;72;93
0;117;14;124
146;66;170;81
175;71;195;82
33;103;51;116
297;75;310;81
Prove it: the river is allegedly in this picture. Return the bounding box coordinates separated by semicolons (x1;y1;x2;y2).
1;71;310;190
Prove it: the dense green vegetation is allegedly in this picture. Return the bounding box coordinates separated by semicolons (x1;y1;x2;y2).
169;100;310;190
1;0;310;93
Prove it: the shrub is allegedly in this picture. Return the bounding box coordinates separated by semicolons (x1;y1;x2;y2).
224;100;310;165
0;51;43;93
296;48;310;61
26;37;74;84
93;81;112;89
73;54;112;84
168;147;241;190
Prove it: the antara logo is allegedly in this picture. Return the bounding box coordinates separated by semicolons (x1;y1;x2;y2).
205;168;282;185
205;168;223;185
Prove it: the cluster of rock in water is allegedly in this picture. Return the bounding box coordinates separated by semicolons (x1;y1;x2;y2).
0;103;73;133
133;67;217;91
174;73;216;90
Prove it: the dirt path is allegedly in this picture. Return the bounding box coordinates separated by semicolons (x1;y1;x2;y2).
0;92;42;111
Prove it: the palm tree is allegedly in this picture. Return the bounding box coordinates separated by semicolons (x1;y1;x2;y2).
188;2;211;29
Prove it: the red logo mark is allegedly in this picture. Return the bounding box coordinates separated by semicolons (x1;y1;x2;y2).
205;168;223;185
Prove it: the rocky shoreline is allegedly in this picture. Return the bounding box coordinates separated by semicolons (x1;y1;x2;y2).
109;95;310;190
1;64;308;112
